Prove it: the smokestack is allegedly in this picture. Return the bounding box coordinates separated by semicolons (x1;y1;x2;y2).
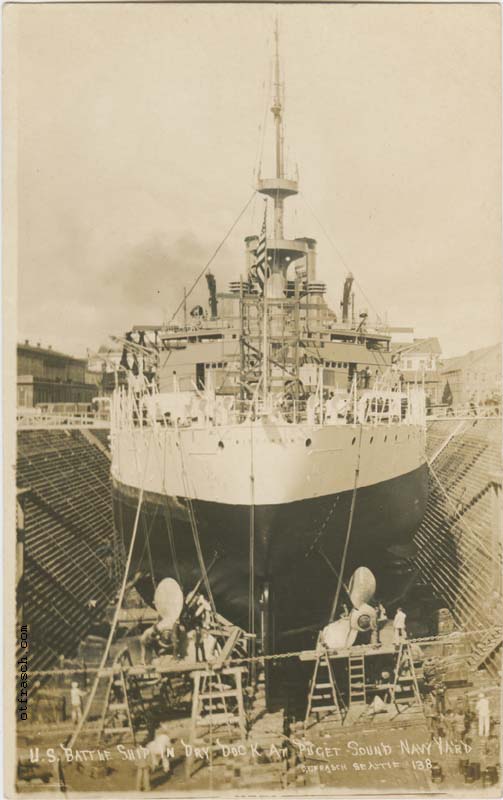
206;272;218;319
341;272;354;324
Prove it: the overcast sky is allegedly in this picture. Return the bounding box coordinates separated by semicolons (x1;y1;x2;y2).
9;2;501;358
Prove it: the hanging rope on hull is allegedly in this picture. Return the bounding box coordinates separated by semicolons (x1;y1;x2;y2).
67;433;154;749
329;425;363;622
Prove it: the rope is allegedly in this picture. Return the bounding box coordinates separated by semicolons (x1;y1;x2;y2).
150;423;183;586
25;624;503;677
169;192;256;323
67;433;153;749
299;193;384;323
175;424;216;613
329;425;363;622
248;417;256;653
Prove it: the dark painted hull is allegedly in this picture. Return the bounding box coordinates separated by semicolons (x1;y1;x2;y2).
112;463;428;649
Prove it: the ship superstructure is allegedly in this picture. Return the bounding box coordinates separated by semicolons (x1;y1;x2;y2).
110;25;429;654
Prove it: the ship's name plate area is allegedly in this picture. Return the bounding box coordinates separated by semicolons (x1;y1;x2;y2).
30;735;471;769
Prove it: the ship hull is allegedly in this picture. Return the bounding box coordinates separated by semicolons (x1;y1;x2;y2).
112;461;428;648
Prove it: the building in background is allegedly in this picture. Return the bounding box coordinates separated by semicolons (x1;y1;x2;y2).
17;341;100;408
87;344;126;395
441;343;502;407
390;336;444;405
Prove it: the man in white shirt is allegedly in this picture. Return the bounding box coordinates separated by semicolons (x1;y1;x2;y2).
393;607;407;646
476;692;490;737
147;724;172;773
70;681;86;724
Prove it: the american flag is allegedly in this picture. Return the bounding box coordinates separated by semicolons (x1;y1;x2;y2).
250;204;268;292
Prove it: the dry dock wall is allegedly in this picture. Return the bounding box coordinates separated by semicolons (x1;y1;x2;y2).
413;418;502;671
16;429;118;672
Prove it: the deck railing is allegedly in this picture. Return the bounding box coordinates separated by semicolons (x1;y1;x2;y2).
17;412;110;430
111;378;427;435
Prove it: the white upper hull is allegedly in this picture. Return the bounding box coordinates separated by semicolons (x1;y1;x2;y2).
111;419;426;506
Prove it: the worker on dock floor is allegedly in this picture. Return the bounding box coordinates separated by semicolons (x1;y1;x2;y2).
70;681;86;725
476;692;491;738
147;723;172;775
135;738;151;792
392;607;407;647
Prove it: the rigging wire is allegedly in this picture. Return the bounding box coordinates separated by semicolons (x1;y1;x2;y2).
150;421;183;587
169;191;256;323
67;432;153;750
329;420;363;622
299;193;384;324
248;417;256;646
174;425;216;613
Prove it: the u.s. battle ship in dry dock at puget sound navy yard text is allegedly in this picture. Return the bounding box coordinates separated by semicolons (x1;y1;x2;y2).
110;25;428;662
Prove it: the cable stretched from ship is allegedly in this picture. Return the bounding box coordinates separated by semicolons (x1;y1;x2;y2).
66;433;154;750
169;191;257;324
26;625;502;678
329;423;363;622
299;193;385;327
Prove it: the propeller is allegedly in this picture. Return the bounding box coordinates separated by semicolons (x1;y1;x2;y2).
347;566;376;608
154;577;184;629
321;566;377;650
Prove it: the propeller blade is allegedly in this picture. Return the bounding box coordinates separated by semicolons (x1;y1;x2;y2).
154;578;184;628
348;566;376;609
322;618;353;650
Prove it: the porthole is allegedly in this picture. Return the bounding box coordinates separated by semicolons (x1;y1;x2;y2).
384;435;388;442
395;434;398;441
305;438;312;447
351;437;356;445
218;441;224;449
370;436;374;444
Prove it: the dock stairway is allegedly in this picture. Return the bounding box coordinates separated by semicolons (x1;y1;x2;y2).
468;629;502;678
305;649;346;729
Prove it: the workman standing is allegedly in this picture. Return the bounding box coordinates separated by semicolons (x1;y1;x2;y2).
147;723;172;774
70;681;86;725
376;602;387;644
392;607;407;646
476;692;491;737
194;593;212;628
135;746;151;792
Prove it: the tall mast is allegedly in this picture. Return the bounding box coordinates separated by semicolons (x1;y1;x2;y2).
251;19;316;297
271;19;284;238
272;19;283;181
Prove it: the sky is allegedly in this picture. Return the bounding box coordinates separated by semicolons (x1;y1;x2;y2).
8;2;502;359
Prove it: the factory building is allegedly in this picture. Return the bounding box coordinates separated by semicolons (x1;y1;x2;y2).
17;341;99;408
441;343;502;407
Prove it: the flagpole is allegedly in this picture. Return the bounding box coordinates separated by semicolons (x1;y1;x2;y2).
262;201;268;407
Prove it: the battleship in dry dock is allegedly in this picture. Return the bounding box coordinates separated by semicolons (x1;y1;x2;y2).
110;27;428;656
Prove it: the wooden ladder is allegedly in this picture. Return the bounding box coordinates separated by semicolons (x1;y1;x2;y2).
97;650;151;745
348;653;366;706
305;650;345;728
185;666;247;779
390;641;423;711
